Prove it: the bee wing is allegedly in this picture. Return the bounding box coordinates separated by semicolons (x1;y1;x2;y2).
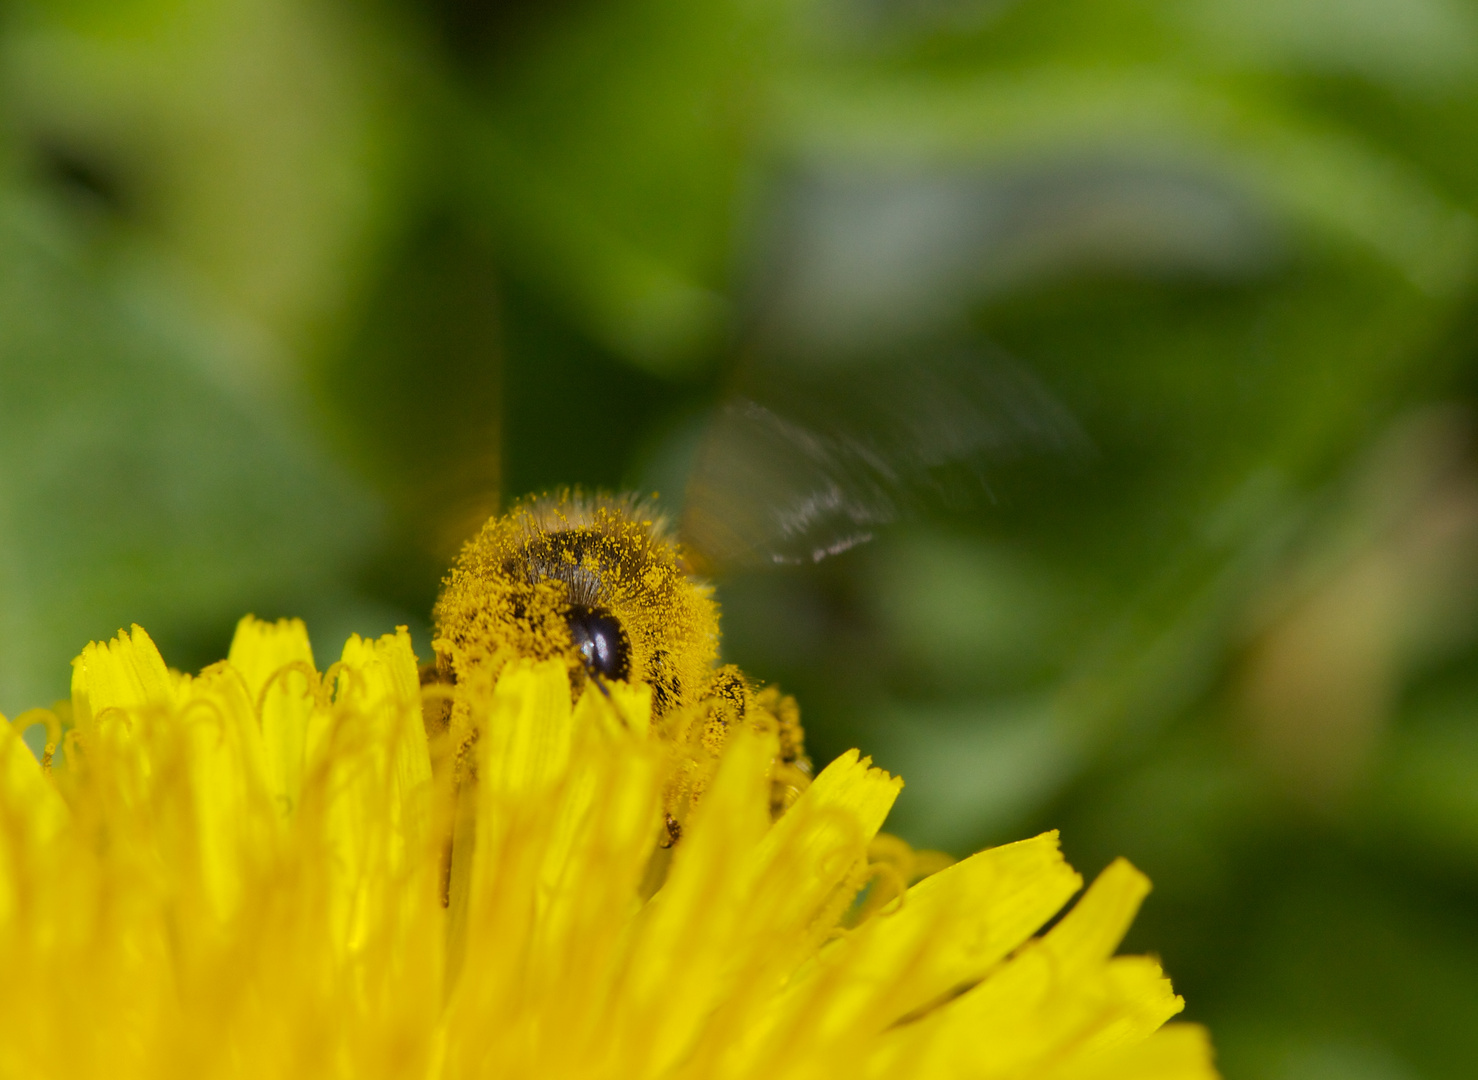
679;346;1088;571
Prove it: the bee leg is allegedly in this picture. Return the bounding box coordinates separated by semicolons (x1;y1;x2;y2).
695;666;812;820
697;665;750;757
419;657;454;739
419;656;466;909
750;684;813;816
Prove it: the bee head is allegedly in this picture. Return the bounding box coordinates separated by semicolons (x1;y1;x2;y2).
565;604;630;681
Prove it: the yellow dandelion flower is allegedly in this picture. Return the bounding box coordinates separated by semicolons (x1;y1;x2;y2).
0;616;1218;1080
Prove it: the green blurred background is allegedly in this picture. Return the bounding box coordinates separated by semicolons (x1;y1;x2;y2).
5;0;1478;1074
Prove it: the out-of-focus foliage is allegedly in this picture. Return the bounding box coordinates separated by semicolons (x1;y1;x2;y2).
5;0;1478;1076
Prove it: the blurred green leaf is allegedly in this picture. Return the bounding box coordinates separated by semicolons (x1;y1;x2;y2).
0;179;382;712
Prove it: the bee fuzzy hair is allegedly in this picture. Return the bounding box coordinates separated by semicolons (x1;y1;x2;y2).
504;489;676;548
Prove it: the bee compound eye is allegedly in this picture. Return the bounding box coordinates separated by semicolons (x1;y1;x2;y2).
566;605;630;681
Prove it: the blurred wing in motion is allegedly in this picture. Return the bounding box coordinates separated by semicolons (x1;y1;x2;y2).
680;347;1089;571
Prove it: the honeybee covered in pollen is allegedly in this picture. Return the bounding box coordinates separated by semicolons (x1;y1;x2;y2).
425;346;1085;855
429;491;811;844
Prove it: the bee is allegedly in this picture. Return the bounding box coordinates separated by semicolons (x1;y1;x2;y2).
425;347;1084;852
426;491;811;844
